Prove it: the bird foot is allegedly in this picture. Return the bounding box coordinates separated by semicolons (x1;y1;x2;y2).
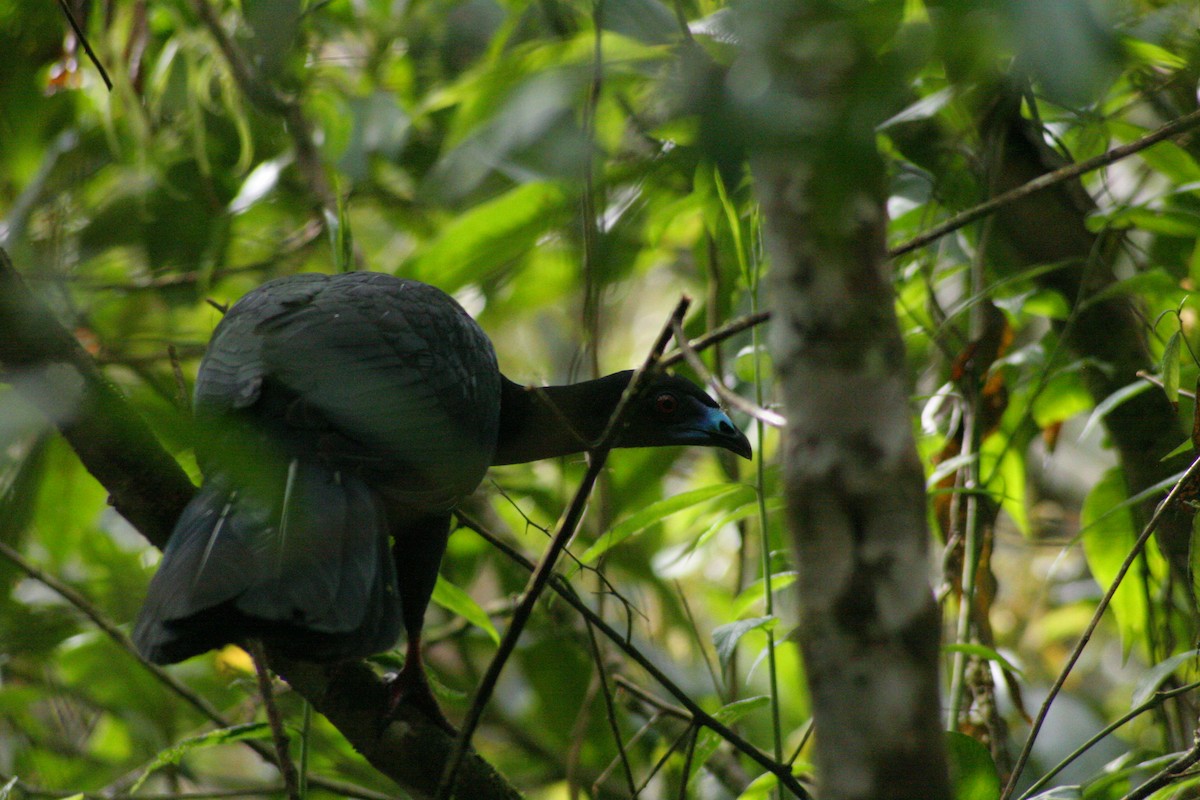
385;665;457;735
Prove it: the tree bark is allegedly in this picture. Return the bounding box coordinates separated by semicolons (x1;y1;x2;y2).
736;3;952;798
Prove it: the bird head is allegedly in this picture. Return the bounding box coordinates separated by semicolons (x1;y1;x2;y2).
614;372;753;459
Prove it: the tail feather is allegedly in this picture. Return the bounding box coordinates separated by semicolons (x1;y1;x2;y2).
133;461;401;664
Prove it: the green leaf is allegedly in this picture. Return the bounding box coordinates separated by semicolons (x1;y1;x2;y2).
689;696;771;781
946;731;1001;800
1124;38;1188;70
129;723;271;794
408;182;570;291
712;615;776;669
732;571;798;618
1088;206;1200;238
1162;436;1193;462
1132;649;1200;708
942;643;1024;678
689;496;785;556
432;575;500;644
734;763;813;800
1162;330;1181;407
1080;381;1152;441
1080;468;1153;656
981;431;1027;536
579;484;751;564
1031;370;1092;427
1027;787;1083;799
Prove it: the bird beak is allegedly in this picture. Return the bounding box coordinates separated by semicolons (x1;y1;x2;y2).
705;408;753;460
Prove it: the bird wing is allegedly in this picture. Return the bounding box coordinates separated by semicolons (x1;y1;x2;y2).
194;273;502;508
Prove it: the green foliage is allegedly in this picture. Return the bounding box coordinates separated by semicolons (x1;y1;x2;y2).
3;0;1200;797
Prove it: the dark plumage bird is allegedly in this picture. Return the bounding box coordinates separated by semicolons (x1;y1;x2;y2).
133;272;750;720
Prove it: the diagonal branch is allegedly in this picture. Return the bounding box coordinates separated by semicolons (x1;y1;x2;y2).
888;105;1200;259
454;510;812;799
436;297;693;799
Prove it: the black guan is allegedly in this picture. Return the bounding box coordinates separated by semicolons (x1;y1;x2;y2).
133;272;751;721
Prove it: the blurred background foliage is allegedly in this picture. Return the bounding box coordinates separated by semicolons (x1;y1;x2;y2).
2;0;1200;798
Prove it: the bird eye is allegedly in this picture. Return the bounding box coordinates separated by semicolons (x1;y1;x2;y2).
655;393;678;415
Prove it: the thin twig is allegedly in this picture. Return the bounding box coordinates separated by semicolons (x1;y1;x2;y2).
55;0;113;90
675;581;725;700
889;106;1200;259
0;542;389;800
613;676;691;721
592;713;662;795
436;297;692;800
671;316;785;426
249;642;300;800
660;311;772;370
585;618;639;798
635;720;694;795
1001;452;1200;799
1137;369;1197;400
167;344;191;412
1120;735;1200;800
454;510;813;799
677;725;699;800
1019;681;1200;799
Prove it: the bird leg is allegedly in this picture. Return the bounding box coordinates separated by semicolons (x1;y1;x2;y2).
384;509;455;733
386;635;456;734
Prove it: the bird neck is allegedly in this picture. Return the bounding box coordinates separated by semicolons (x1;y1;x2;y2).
493;372;633;466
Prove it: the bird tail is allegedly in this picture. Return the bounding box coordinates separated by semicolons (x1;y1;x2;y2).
133;459;402;664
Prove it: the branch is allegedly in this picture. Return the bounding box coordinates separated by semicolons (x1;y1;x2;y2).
0;248;522;800
670;316;785;427
436;297;693;799
0;249;195;547
454;510;812;799
888;105;1200;259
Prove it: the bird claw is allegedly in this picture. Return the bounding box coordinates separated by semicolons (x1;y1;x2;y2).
384;666;457;736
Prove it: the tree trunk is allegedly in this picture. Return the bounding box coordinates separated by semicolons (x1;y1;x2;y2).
737;2;952;798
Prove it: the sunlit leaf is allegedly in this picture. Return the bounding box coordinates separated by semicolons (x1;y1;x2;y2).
579;484;751;564
129;724;271;794
1080;468;1157;656
712;615;776;668
1162;330;1181;407
432;574;500;644
689;697;771;781
942;643;1024;678
946;731;1001;800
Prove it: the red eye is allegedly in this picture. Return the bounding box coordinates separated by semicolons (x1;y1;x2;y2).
655;393;678;415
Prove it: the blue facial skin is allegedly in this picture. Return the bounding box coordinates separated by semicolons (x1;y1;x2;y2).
690;404;752;459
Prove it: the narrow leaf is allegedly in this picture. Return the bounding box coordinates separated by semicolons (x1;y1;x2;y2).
712;615;775;668
1132;649;1200;708
1162;330;1181;407
1080;381;1151;441
432;575;500;644
129;723;271;794
1080;468;1152;656
580;484;751;564
942;643;1024;678
689;696;771;781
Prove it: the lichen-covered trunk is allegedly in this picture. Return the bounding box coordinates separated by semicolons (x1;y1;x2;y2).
738;2;952;797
